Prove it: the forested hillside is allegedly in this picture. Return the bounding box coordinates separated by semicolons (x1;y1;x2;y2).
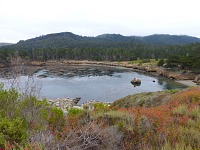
0;32;200;70
143;34;200;45
2;32;199;51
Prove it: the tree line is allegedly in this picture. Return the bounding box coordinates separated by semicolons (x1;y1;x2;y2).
0;42;200;70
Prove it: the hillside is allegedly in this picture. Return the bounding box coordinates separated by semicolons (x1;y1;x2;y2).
143;34;200;45
0;32;200;69
111;90;177;108
1;32;200;51
96;34;142;42
97;34;200;45
1;85;199;149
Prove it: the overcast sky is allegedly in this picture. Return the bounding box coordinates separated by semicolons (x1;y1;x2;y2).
0;0;200;43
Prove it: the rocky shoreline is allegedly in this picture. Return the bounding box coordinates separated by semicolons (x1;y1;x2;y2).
1;59;199;86
48;97;111;114
28;60;200;86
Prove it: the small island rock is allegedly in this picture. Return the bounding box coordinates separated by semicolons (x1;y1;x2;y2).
131;78;141;86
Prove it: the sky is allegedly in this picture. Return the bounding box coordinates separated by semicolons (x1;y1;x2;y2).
0;0;200;43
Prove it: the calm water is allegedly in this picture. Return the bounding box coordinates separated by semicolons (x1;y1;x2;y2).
0;65;187;103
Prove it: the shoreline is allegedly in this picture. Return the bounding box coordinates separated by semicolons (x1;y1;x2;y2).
175;80;198;87
51;60;199;87
45;60;198;83
1;60;199;87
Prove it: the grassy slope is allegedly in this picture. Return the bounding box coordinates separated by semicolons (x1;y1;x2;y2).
59;87;199;149
111;90;178;108
92;87;200;149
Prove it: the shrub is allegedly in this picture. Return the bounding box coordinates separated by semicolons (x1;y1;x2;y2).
173;104;189;116
48;108;64;129
190;106;200;119
0;118;27;146
93;103;109;112
20;97;49;130
138;116;152;135
161;141;193;150
0;88;19;119
94;110;135;131
157;59;165;66
0;133;5;147
187;119;198;128
66;122;123;150
68;108;83;115
178;126;200;148
141;59;150;63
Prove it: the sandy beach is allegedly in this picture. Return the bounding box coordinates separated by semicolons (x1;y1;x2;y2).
176;80;198;87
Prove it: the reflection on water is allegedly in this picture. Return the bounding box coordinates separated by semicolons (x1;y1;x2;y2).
0;65;187;103
158;79;164;85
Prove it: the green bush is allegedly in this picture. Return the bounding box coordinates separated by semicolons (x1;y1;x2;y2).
157;59;165;66
20;96;49;130
94;110;134;131
187;119;198;128
0;133;5;147
0;88;20;118
141;59;150;63
48;107;64;129
190;106;200;119
94;103;109;112
68;108;83;115
173;104;189;116
0;118;27;145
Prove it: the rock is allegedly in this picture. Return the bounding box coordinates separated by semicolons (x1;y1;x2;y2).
55;101;60;107
194;74;200;83
48;100;53;106
37;74;48;78
131;78;141;86
73;97;81;105
72;106;83;109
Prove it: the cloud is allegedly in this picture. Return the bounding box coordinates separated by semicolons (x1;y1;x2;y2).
0;0;200;42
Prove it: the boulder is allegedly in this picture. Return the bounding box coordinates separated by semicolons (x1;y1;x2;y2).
73;97;81;105
194;74;200;84
131;78;141;86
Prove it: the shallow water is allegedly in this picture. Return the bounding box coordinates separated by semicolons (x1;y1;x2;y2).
0;65;187;103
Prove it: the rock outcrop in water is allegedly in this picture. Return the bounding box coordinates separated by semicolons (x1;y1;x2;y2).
131;78;141;86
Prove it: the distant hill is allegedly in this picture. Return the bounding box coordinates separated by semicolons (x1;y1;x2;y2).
0;32;200;67
142;34;200;45
1;32;200;51
96;34;142;42
97;34;200;45
0;43;13;47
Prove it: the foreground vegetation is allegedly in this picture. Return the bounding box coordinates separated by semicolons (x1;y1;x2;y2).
0;84;199;149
